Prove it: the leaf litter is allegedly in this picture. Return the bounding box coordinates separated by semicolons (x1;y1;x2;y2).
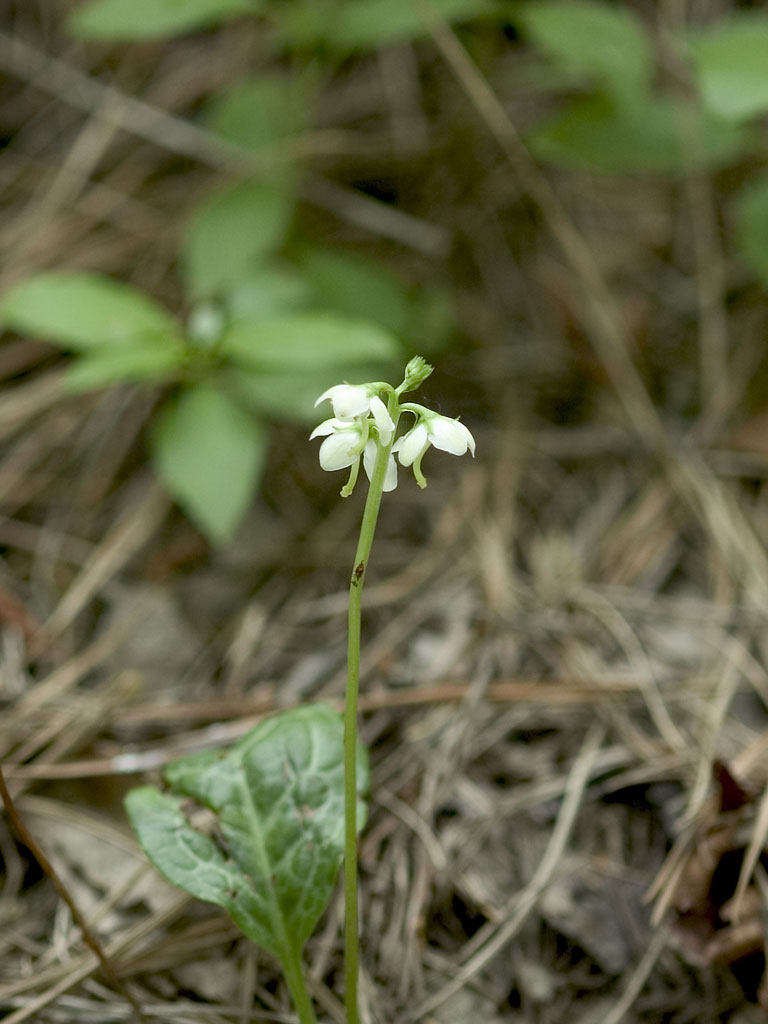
2;5;768;1023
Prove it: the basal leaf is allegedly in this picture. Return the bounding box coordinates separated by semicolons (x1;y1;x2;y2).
0;272;178;350
127;706;368;959
220;313;400;373
125;786;282;954
688;14;768;121
68;0;256;40
151;384;266;544
180;180;295;300
517;0;653;98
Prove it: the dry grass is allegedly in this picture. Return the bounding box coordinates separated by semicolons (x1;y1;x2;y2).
2;3;768;1023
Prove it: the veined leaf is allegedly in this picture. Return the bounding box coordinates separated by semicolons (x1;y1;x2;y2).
0;272;178;350
68;0;257;40
221;313;400;372
151;384;266;544
180;180;295;300
126;705;368;958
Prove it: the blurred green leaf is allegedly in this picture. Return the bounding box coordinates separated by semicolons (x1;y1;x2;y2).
516;0;653;98
224;268;310;321
126;705;368;958
68;0;256;40
271;0;498;52
180;180;295;300
530;93;750;175
230;369;322;421
221;313;400;373
0;272;179;349
151;384;266;544
735;175;768;285
688;14;768;121
229;363;393;422
65;342;186;391
205;75;310;153
297;248;411;336
407;286;455;353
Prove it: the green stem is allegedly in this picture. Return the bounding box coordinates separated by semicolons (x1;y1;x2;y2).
281;948;317;1024
344;405;398;1024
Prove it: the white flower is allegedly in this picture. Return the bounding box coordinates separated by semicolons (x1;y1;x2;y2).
393;411;475;488
363;440;397;492
310;417;364;472
310;417;397;494
315;384;373;419
314;384;394;444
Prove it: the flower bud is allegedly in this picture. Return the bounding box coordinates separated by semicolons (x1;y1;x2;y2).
401;356;433;393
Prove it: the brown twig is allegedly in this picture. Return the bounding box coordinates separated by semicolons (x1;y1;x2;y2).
0;765;146;1023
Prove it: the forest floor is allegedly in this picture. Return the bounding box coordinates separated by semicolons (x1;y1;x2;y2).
2;5;768;1023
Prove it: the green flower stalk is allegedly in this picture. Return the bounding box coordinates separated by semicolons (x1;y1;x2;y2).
311;357;475;1024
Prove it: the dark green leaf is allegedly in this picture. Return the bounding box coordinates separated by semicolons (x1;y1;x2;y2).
68;0;256;40
125;786;282;953
180;181;295;300
151;384;266;544
0;272;178;350
126;705;368;958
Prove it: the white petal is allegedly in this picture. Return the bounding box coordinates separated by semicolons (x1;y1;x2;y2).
332;384;372;419
382;452;398;491
363;441;397;491
310;417;344;439
314;385;339;408
427;416;475;456
393;422;428;466
369;396;394;445
318;432;360;471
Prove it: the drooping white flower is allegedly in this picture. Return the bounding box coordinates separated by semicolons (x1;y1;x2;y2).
310;416;397;494
363;440;398;492
314;383;395;445
310;417;365;472
393;410;475;488
315;383;373;419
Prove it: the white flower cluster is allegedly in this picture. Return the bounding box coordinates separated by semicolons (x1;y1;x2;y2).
310;384;398;492
311;378;475;495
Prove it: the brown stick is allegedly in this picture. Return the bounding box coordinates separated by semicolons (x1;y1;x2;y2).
0;765;145;1023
